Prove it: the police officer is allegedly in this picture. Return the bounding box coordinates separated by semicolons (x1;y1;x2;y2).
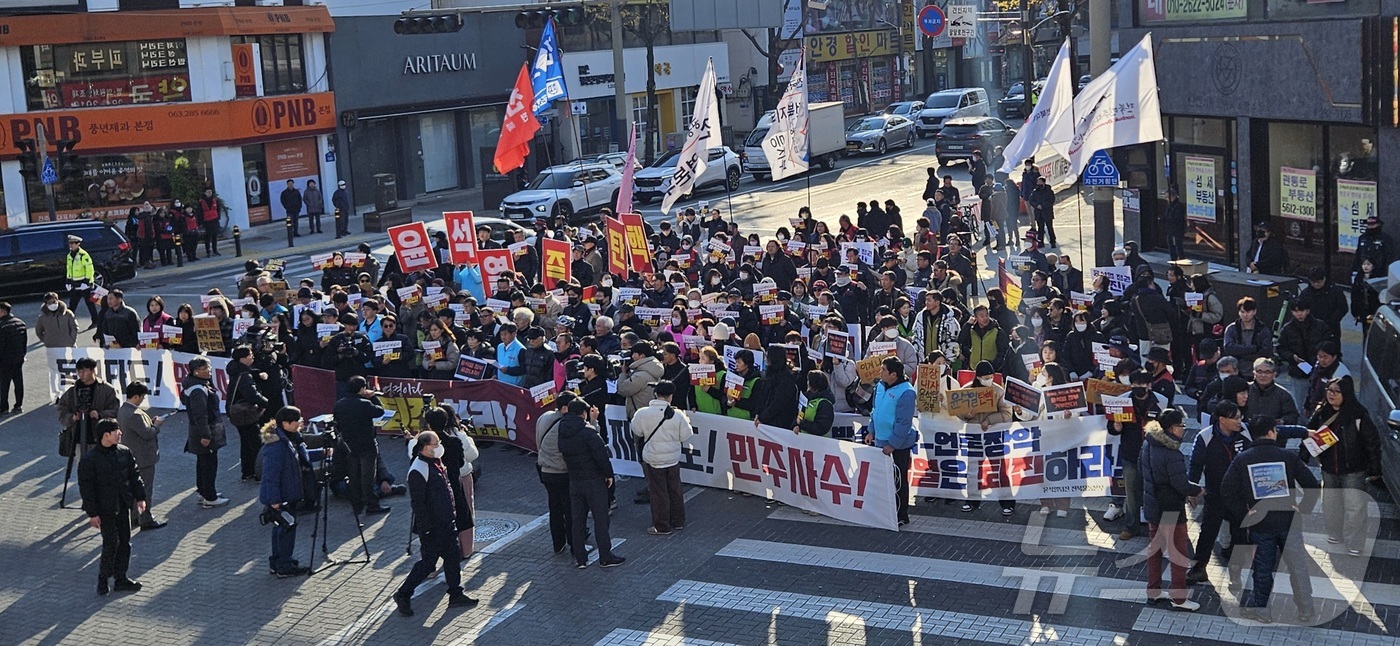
1352;215;1393;274
65;235;99;326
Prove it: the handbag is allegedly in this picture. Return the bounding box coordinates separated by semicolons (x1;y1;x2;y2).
58;426;75;458
210;421;228;450
227;374;262;427
1135;298;1173;345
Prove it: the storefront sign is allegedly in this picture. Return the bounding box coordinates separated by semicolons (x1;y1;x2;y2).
232;43;262;98
807;29;901;64
0;92;337;160
1337;179;1377;253
1278;166;1317;221
1139;0;1247;23
1183;155;1216;222
59;73;190;108
561;42;729;100
265;138;320;223
136;40;188;71
402;52;478;75
0;6;334;48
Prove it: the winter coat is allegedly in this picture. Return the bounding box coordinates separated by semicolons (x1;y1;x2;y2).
516;344;556;388
0;313;27;364
1221;321;1273;365
693;366;727;415
78;442;145;517
421;338;462;378
1187;424;1252;501
259;425;319;506
117;401;160;469
1108;390;1167;464
180;374;223;455
756;368;801;430
959;321;1009;373
227;360;270;425
535;410;569;475
631;400;696;468
1276;316;1328;379
1140;425;1200;523
1186;289;1224;337
1222;441;1319;534
407;456;458;535
36;302;79;347
912;306;961;364
1307;404;1382;476
871;380;918;449
1248;382;1299;425
57;379;121;445
557;414;613;482
798;388;836;436
98;304;141;348
616;355;665;416
303;185;325;215
280;186;303;217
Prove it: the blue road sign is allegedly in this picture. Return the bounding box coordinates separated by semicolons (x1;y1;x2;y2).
1082;150;1119;187
40;158;58;185
918;5;946;38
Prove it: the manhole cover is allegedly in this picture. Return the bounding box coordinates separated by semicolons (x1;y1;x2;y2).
473;516;520;543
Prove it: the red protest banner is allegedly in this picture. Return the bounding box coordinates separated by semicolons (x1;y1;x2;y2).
541;236;572;288
388;221;436;274
478;248;515;288
444;211;478;265
619;212;652;272
605;216;628;276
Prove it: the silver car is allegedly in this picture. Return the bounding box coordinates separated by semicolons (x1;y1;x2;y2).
844;115;916;155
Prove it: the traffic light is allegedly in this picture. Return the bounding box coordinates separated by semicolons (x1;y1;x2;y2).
55;138;84;182
14;138;36;179
394;14;463;35
515;7;585;29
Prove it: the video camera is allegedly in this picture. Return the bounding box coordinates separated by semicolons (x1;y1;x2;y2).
259;505;296;528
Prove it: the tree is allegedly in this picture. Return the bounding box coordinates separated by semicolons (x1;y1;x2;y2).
739;0;810;113
620;0;670;166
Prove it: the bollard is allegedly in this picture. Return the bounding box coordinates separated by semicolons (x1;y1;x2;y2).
334;208;343;239
174;234;184;267
286;217;294;248
233;225;243;257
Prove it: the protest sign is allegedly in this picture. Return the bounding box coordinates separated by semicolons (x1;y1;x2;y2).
619;213;651;272
397;285;423;307
1091;266;1132;296
760;304;785;325
947;386;998;417
605;217;629;276
444;211;479;264
689;363;717;387
724;370;745;401
825;330;850;359
754;283;778;304
915;365;944;413
541;237;572;287
343;252;367;268
855;355;884;383
310;253;334;270
1043;381;1087;414
1101;395;1135;423
193;315;223;353
867;341;897;356
531;381;557;407
388;222;435;274
138;332;160;350
422;340;444;362
455;355;490;381
1003;377;1043;414
1085;378;1132;405
373;340;403;360
161;325;183;347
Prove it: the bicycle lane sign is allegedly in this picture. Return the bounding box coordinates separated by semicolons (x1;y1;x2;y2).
1082;150;1119;187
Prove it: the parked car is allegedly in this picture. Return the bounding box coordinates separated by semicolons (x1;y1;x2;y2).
577;152;641;173
633;147;742;204
845;115;916;155
881;101;924;118
1078;75;1092;91
471;216;535;246
499;162;623;222
934;117;1017;167
915;88;990;138
997;80;1044;119
0;219;136;299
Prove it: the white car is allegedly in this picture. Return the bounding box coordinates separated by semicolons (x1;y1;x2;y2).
499;162;623;222
632;147;743;204
915;88;990;138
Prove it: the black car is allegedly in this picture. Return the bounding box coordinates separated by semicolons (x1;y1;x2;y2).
935;117;1018;167
997;80;1043;120
0;219;136;299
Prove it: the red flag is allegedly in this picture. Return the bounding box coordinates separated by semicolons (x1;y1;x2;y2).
541;237;572;288
444;211;478;265
604;216;628;277
618;212;652;272
494;64;540;174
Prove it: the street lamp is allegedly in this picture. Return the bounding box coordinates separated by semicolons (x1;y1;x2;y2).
876;17;906;101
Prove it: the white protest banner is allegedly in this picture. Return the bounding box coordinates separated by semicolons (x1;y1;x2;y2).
1043;34;1163;179
602;405;898;530
762;53;809;181
1091;266;1132;296
840;241;876;266
47;348;232;411
909;416;1121;500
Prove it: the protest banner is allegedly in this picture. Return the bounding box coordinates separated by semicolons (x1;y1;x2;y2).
1043;381;1087;414
688;363;716;387
541;237;572;287
388;221;436;274
619;213;652;272
46;348;232;411
724;370;745;400
1003;377;1043;414
444;211;479;264
759;304;785;325
601;406;898;530
909;416;1121;500
1085;378;1132;405
947;386;998;417
455;355;490;381
1101;395;1135;423
397;285;423;307
915;365;943;413
290;365;543;451
193;314;223;353
722;345;764;373
1091;266;1132;296
478;248;515;289
605;217;629;276
998;259;1022;310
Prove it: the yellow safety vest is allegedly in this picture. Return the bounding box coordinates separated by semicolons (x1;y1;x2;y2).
66;249;95;283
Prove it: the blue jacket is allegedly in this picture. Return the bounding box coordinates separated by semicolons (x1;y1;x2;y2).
258;426;320;506
456;265;485;302
497;338;525;386
871;380;917;450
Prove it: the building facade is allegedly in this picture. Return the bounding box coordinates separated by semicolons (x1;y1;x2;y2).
1122;0;1392;281
0;4;339;230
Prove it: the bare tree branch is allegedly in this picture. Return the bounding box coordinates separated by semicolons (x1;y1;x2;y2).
739;28;771;58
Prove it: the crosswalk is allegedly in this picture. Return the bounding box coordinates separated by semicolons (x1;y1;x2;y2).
587;496;1400;646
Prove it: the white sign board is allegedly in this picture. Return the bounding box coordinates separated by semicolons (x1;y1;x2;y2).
947;5;977;39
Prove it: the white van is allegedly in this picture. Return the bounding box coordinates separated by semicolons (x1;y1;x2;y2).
915;88;990;138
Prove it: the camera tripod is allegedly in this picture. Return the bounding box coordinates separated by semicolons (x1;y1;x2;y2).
304;448;371;575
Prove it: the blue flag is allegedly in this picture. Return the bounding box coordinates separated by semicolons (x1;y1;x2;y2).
530;19;569;116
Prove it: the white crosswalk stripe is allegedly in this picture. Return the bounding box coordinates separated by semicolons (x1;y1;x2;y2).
1133;608;1400;646
594;628;744;646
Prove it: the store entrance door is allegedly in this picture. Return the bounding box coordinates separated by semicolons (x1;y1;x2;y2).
419;113;459;193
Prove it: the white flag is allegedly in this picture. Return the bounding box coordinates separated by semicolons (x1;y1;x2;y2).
998;40;1072;176
662;58;722;214
762;54;808;181
1044;33;1163;179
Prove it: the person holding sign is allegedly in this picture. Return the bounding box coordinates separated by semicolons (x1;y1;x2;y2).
1305;376;1381;557
1184;401;1252;589
691;347;727;414
420;322;462;381
1221;416;1320;624
725;350;762;421
1105;370;1167;540
957;361;1016;516
866;356;918;526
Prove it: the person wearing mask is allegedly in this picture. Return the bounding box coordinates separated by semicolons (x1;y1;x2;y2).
181;356;228;508
116;382;165;531
1248;358;1299;425
867;356;918;526
1306;376;1382;557
1222;416;1320;624
959;305;1009;374
65;235;101;326
1185;401;1252;589
258;406;320;578
336;375;390;516
515;328;555;388
691;346;728;415
1052;255;1084;296
872;315;920;378
958;361;1016;515
558;399;626;569
227;345;270;482
536;393;577;554
631;381;695;535
1275;300;1328;408
1139;409;1202;611
1142;347;1176;407
1184;274;1224;341
1104;370;1168;539
198;188;222;256
78;419;148;595
392;431;480;616
0;302;25;413
332;179;351;237
1302;341;1349;415
37;292;79;349
1246;225;1289;275
1222;297;1273;365
1026;176;1057;246
658;342;693;411
1297;267;1347;342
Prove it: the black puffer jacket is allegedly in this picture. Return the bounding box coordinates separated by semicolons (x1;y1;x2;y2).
407;457;457;535
756;367;801;430
1140;424;1200;523
557;413;613;482
78;443;145;517
518;344;555;388
0;313;27;364
1307;399;1382;476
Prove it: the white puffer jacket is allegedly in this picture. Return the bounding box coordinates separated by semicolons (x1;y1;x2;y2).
630;400;695;469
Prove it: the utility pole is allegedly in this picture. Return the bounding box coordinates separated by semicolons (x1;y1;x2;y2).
1090;0;1114;266
611;0;628;152
35;121;57;221
1020;0;1033;117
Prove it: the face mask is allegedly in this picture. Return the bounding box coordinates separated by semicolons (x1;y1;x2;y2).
836;275;851;286
739;272;750;280
883;328;898;339
711;278;723;286
601;278;614;287
1132;386;1148;397
1113;259;1125;267
688;299;701;308
47;303;60;312
672;318;682;326
978;376;994;387
1058;264;1070;272
682;241;692;248
1119;375;1132;385
1031;318;1042;328
778;234;789;242
1074;322;1088;333
429;445;445;459
569;297;580;305
663;270;675;280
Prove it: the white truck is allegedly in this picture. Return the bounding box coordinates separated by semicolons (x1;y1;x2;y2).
742;101;846;181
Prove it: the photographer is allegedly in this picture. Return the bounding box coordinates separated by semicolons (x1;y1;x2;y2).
576;354;612;412
322;313;373;400
259;406;321;578
57;357;120;464
228;345;271;482
334;376;389;515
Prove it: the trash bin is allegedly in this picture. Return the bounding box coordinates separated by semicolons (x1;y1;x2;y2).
373;173;398;213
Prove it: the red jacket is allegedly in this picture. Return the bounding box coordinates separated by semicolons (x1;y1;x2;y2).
199;196;219;223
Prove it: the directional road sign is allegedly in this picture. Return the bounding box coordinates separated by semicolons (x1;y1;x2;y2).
1082;150;1119;187
40;157;58;185
918;5;946;38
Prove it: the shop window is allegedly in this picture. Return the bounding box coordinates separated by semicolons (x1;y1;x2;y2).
232;35;308;95
1267;0;1377;20
19;39;191;110
25;149;213;223
1166;117;1235;264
